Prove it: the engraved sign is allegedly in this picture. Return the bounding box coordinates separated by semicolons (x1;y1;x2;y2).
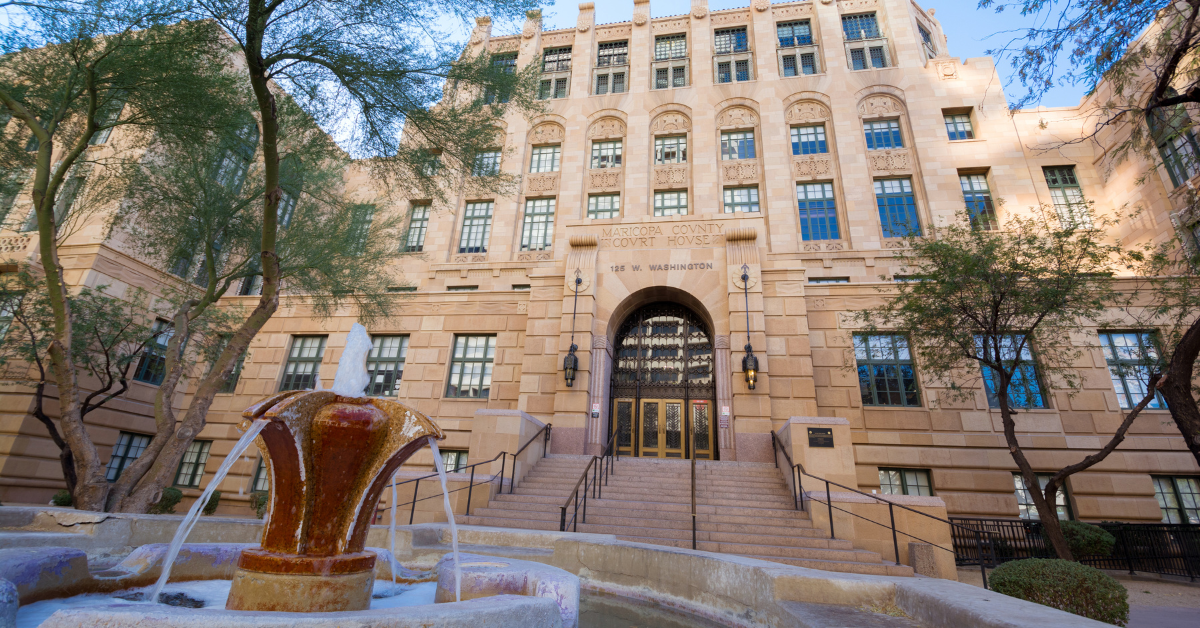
807;427;834;448
597;222;727;249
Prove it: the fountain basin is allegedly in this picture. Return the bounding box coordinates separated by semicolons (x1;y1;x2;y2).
434;553;579;628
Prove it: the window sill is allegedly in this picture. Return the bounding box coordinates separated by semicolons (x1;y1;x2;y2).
948;138;986;144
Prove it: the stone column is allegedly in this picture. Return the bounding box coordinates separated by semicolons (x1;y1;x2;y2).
714;334;735;461
585;334;611;455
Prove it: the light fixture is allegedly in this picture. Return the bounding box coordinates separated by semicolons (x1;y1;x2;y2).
564;270;583;387
740;264;757;390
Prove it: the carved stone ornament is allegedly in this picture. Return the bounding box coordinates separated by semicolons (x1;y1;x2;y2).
858;95;905;117
653;19;690;34
494;39;519;53
526;173;560;192
653;165;689;188
732;271;758;291
530;123;565;144
882;239;908;249
804;241;844;252
589;170;621;191
793;154;834;180
588;117;626;139
453;255;487;263
935;60;959;80
753;0;769;11
868;149;911;174
692;5;707;19
717;106;758;129
651;112;691;133
517;302;528;313
470;32;484;45
838;0;878;10
633;13;648;25
722;161;758;184
786;101;831;123
712;12;749;26
836;311;864;329
773;3;812;18
517;252;553;262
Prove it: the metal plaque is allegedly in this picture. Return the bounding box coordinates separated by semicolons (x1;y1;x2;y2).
807;427;834;448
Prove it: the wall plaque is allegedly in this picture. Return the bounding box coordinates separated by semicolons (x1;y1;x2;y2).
807;427;834;448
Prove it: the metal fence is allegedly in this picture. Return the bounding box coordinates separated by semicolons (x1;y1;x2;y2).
950;517;1200;581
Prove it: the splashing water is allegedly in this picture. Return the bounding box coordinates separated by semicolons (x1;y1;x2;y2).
148;419;270;604
428;439;461;603
388;470;401;596
330;323;372;397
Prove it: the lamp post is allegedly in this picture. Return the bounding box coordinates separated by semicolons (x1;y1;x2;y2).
740;264;757;390
563;270;583;387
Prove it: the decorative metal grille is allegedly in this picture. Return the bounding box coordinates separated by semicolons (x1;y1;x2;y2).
693;403;710;452
642;401;659;449
612;303;714;400
665;402;682;449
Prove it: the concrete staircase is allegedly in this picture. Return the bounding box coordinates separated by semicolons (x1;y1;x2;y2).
462;454;913;577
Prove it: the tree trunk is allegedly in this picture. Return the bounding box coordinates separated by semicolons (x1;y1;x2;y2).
1160;317;1200;468
31;383;78;496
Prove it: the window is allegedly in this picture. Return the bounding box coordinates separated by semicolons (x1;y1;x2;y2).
597;41;628;67
588;194;620;219
722;187;760;213
791;125;827;155
655;66;688;89
808;277;849;284
26;175;82;231
133;319;173;385
960;174;998;231
735;60;751;82
419;152;441;176
1099;331;1163;410
0;293;18;339
365;335;408;396
1153;476;1200;524
796;183;840;241
446;335;496;398
216;338;246;394
441;449;469;473
520;198;555;251
714;27;749;54
1043;166;1091;228
213;121;258;191
105;432;151;482
594;71;627;95
874;178;921;238
1159;133;1200;187
403;204;430;253
89;99;125;145
653;191;688;217
590;141;622;169
717;61;732;84
864;120;903;150
174;440;212;488
842;13;880;40
655;34;686;60
781;52;817;77
388;286;417;293
471;151;501;176
538;78;570;100
1014;473;1072;520
512;284;531;291
529;145;561;173
542;47;572;73
238;273;263;296
252;457;271;492
777;20;813;47
279;335;326;391
276;187;298;228
347;203;374;255
945;113;974;140
458;201;493;253
654;136;687;164
720;131;756;160
854;334;920;407
879;468;933;496
978;334;1047;409
447;285;477;291
484;53;517;104
919;24;936;60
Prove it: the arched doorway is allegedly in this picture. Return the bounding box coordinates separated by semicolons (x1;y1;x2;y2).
610;302;716;459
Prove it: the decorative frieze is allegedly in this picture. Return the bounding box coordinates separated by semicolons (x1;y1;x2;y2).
858;95;905;117
787;101;831;124
517;252;553;262
792;154;834;180
529;122;565;145
453;254;487;263
650;112;691;134
717;106;758;130
803;241;845;252
868;149;912;175
588;117;627;139
526;173;560;193
837;0;879;12
721;160;759;185
589;169;622;191
653;165;689;189
652;18;689;34
773;3;813;18
711;9;749;26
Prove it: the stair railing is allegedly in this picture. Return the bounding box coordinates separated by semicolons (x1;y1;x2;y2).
559;430;619;532
382;424;551;523
690;453;697;549
770;430;994;589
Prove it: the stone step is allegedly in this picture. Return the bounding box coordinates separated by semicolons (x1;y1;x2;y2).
490;495;811;520
518;475;794;492
614;536;887;564
739;554;916;578
572;524;855;550
470;504;819;534
509;484;795;502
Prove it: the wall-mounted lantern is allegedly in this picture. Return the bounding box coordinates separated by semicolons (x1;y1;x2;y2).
564;270;583;387
740;264;757;390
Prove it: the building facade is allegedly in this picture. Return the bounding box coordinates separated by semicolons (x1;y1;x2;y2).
2;0;1199;525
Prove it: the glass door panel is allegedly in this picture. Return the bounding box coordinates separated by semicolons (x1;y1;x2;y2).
615;399;635;456
691;400;714;460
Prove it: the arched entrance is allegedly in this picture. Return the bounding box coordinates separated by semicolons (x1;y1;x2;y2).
610;302;716;459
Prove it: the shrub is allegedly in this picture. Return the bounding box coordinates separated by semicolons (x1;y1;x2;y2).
201;491;221;516
148;487;183;514
50;490;73;507
1059;521;1115;557
249;491;269;519
990;558;1128;626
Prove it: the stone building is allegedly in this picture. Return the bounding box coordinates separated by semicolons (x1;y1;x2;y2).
1;0;1198;535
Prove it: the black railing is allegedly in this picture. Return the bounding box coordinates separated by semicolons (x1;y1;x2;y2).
559;431;619;532
770;431;993;589
951;517;1200;581
382;425;551;524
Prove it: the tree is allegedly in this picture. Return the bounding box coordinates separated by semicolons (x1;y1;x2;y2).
857;211;1160;560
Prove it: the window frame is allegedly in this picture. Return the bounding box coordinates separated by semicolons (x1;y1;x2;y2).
960;173;998;231
596;40;629;67
777;20;813;48
542;47;572;73
252;457;271;492
977;334;1048;410
878;467;933;496
174;439;213;488
791;125;828;155
842;13;881;41
720;131;756;161
590;140;623;169
654;136;687;165
365;334;409;397
1043;166;1092;228
587;194;620;219
653;191;688;217
722;186;760;214
133;318;174;385
854;334;921;407
520;197;555;251
105;431;151;482
796;182;840;242
1014;473;1073;521
714;27;749;54
864;119;903;150
1152;475;1200;524
944;113;974;141
654;33;687;60
445;335;497;399
873;178;922;238
403;204;431;253
279;335;327;392
458;201;494;254
471;150;501;177
441;449;469;473
1098;331;1164;410
529;145;562;173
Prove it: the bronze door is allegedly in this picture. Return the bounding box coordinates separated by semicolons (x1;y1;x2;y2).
637;399;685;458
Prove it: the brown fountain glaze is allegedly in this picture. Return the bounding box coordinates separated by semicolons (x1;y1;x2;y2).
225;390;444;613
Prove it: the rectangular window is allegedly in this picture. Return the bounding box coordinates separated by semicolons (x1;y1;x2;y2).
978;334;1047;409
653;191;688;217
26;175;83;231
105;432;151;482
280;335;326;391
347;203;374;255
781;54;797;77
796;182;840;241
777;20;813;47
735;59;751;82
538;80;552;100
447;285;477;291
611;73;626;93
542;47;572;73
672;66;687;87
800;53;817;75
529;145;561;173
0;294;19;339
133;319;173;385
791;125;827;155
864;120;903;150
521;198;555;251
842;13;880;40
1160;132;1200;187
808;277;849;284
879;468;933;496
458;201;493;253
252;457;270;492
89;100;124;145
484;53;517;104
720;131;756;160
854;334;920;407
174;440;212;488
655;68;669;90
919;24;936;59
869;46;888;68
654;136;687;164
446;335;496;398
239;274;263;297
722;187;760;213
1043;166;1092;228
655;34;687;60
218;348;246;394
717;61;732;84
597;41;628;67
1153;476;1200;524
945;113;974;140
588;194;620;219
366;335;408;396
403;204;430;253
441;449;469;473
595;74;608;95
960;174;998;231
1099;331;1163;410
1014;473;1072;520
714;27;749;54
471;151;501;176
873;178;921;238
850;48;867;71
554;78;569;99
590;140;622;169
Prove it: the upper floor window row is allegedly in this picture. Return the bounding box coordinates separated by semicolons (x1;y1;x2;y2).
597;41;628;67
777;20;813;48
542;47;572;73
714;27;749;54
655;34;686;60
842;13;881;40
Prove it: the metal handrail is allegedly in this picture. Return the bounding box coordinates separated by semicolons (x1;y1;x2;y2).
559;430;619;532
690;453;697;550
770;430;994;589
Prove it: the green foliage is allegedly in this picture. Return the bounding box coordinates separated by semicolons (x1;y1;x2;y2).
990;559;1129;626
148;487;183;515
249;491;269;519
201;491;221;516
51;490;73;507
1058;521;1116;557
